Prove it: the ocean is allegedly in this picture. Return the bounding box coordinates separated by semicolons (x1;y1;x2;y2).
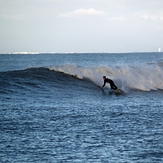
0;52;163;163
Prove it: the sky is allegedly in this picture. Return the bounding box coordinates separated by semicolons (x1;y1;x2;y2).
0;0;163;53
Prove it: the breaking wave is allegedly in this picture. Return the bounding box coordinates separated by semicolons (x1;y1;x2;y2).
1;61;163;95
49;62;163;92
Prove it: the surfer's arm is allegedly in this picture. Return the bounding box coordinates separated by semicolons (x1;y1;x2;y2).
102;81;106;88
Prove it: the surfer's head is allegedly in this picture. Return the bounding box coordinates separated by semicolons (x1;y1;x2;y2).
103;76;106;80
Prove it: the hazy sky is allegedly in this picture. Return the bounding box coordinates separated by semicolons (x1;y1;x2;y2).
0;0;163;53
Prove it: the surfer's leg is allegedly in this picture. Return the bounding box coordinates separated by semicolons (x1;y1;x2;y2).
110;84;117;90
113;84;118;90
110;81;118;90
112;86;117;90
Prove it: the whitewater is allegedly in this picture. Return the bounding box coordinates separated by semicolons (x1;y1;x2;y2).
0;52;163;162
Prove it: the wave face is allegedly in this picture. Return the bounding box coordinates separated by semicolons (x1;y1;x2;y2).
0;67;98;100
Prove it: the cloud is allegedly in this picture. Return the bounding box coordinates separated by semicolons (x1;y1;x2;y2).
135;10;163;21
58;8;107;18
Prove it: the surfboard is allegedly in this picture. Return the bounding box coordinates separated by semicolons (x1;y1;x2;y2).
115;88;121;94
101;88;122;95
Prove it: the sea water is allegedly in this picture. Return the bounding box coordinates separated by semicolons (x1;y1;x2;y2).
0;52;163;162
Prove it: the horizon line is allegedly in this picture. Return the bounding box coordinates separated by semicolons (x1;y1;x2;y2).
0;51;162;54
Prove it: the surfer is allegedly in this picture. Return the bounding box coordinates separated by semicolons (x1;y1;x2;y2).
102;76;118;90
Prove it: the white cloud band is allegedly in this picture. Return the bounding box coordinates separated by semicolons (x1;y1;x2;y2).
58;8;107;18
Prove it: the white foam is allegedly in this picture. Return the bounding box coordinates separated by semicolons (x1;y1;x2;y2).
50;63;163;91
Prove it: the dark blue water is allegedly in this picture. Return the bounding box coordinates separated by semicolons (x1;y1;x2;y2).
0;53;163;162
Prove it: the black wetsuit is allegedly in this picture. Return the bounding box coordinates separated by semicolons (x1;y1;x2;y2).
102;78;118;90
